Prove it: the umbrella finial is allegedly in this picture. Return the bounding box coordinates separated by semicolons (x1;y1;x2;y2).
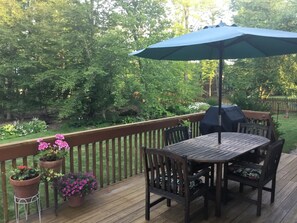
216;21;227;27
204;21;230;29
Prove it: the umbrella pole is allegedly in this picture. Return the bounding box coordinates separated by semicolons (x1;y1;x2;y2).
218;48;223;144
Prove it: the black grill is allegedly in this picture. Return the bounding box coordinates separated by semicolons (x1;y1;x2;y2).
199;105;246;135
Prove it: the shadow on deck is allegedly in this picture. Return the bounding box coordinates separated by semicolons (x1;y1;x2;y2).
17;153;297;223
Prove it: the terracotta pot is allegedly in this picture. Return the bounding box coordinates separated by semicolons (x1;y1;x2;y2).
68;195;85;208
39;159;63;172
10;175;41;198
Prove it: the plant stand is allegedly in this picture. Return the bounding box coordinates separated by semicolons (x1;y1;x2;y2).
14;192;41;223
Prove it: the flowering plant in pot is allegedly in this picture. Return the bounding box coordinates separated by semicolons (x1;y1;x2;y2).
54;172;98;207
37;134;70;172
10;166;41;198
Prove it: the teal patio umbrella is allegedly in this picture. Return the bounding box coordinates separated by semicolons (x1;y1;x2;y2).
130;22;297;143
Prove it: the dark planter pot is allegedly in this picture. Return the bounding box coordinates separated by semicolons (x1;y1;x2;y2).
68;195;85;208
39;159;63;172
10;175;41;198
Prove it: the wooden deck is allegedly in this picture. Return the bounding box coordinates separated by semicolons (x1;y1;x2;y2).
18;153;297;223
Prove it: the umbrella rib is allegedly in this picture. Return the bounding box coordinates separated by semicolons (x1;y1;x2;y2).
158;47;187;60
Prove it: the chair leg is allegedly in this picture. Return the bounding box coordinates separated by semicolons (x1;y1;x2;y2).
167;198;171;207
184;202;190;223
204;193;208;220
257;187;263;216
271;177;276;203
210;164;215;187
145;188;150;220
239;183;244;193
223;166;228;204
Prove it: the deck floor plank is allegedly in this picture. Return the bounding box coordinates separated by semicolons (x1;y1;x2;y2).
18;153;297;223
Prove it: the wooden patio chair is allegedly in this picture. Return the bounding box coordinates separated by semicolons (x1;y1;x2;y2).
164;126;214;186
142;147;209;223
236;122;272;163
224;139;285;216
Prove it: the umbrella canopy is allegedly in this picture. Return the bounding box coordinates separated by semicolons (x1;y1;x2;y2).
130;22;297;143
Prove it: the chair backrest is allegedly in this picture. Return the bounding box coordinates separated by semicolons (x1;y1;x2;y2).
237;122;272;140
260;139;285;182
142;147;190;198
164;126;189;146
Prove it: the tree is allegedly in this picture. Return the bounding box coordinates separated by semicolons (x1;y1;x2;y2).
225;0;297;109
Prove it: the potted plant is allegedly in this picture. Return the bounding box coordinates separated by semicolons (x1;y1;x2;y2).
10;165;41;198
54;172;98;207
37;134;70;172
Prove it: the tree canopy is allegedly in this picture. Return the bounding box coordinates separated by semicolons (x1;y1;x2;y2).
0;0;296;124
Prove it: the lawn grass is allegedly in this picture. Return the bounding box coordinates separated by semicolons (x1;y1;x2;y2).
273;112;297;153
0;123;112;145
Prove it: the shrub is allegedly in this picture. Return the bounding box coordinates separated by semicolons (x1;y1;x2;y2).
0;118;47;140
188;102;210;112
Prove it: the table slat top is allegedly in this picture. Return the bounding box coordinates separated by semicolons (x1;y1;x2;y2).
165;132;270;163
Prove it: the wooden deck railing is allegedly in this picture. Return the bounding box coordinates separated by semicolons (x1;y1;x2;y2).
0;111;275;222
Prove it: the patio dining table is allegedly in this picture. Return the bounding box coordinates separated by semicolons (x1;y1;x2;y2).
164;132;270;217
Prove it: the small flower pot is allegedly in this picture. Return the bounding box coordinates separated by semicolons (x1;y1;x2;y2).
68;195;85;208
39;159;63;172
10;175;41;198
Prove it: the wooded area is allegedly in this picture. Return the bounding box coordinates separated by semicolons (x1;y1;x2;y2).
0;0;297;125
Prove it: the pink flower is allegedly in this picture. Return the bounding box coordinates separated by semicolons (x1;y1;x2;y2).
38;142;49;151
55;139;70;150
55;134;65;140
37;138;43;143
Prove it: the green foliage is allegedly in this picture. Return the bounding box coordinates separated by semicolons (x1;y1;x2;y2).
205;97;218;106
188;102;210;112
273;113;297;153
0;118;47;140
229;92;270;111
40;169;64;183
1;0;297;127
227;0;297;101
10;165;39;181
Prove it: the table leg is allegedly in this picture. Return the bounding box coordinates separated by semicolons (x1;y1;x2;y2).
215;163;222;217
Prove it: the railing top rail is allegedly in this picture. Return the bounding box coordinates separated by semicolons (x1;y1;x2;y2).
242;110;271;120
0;112;205;161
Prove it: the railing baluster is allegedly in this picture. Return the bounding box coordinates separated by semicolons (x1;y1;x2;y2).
86;143;90;172
112;138;115;183
12;159;16;168
106;140;110;185
78;145;82;172
157;129;161;149
1;161;8;223
22;157;27;166
139;132;143;172
129;135;132;177
124;136;127;179
99;141;103;188
134;133;138;175
70;147;74;173
149;131;152;148
118;137;122;181
92;142;96;178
